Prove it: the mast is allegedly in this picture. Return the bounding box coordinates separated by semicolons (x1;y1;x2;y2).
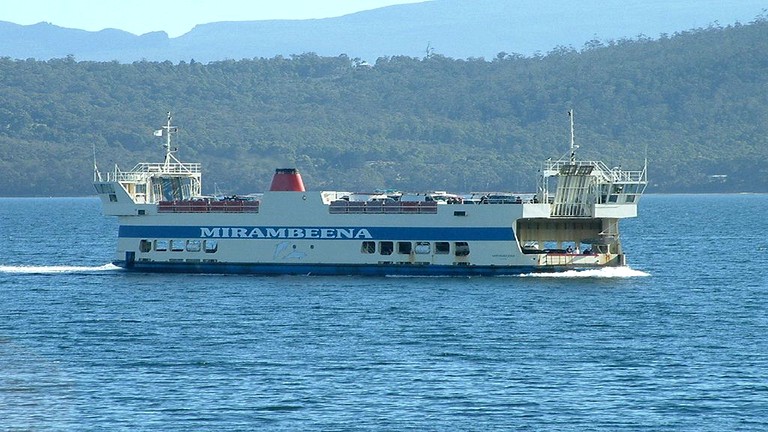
568;109;577;163
161;112;178;168
92;140;101;181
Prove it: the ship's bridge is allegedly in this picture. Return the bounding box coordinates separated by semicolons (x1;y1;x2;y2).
538;159;647;219
98;161;202;204
93;113;203;215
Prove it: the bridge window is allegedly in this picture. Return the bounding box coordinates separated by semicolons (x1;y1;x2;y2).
623;184;639;194
95;183;115;194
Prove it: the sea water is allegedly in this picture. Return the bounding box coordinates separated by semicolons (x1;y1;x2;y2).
0;195;766;431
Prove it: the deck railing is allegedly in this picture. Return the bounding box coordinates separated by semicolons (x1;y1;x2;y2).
158;200;259;213
542;160;646;183
329;201;438;214
104;163;202;182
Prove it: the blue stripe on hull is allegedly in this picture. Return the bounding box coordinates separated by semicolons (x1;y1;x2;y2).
118;225;516;241
112;260;551;276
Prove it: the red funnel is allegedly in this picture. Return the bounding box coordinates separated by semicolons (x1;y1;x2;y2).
269;168;305;192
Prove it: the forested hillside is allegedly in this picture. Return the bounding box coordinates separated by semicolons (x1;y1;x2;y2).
1;17;767;196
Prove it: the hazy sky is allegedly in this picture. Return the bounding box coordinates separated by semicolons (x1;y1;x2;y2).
1;0;430;37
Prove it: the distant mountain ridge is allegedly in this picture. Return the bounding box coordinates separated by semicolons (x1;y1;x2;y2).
1;0;766;62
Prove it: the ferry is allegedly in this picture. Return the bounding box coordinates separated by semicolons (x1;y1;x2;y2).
94;112;647;276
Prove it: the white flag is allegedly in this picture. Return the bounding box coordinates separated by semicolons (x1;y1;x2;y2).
153;130;163;136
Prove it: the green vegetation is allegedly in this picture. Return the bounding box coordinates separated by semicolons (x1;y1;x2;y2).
1;17;767;196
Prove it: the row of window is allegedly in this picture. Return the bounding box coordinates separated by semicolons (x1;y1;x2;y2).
361;241;470;257
139;239;218;253
138;239;470;257
602;194;637;203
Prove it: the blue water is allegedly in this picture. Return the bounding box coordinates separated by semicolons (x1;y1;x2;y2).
1;195;766;430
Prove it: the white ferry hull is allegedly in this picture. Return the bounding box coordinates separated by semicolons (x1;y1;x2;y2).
94;113;644;277
107;195;626;276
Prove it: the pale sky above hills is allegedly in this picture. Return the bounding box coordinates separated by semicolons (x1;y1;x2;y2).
1;0;430;37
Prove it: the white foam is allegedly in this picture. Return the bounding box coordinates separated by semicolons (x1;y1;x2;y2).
520;266;650;278
0;263;120;274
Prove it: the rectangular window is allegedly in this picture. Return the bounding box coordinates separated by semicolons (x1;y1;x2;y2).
95;183;115;194
379;241;393;255
414;242;431;254
109;194;118;202
204;240;218;253
397;242;412;254
361;241;376;254
139;239;152;253
170;240;185;251
186;240;201;252
155;240;168;251
435;242;450;254
455;242;470;257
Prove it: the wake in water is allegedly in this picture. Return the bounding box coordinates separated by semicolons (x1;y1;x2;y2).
385;266;650;278
0;263;120;274
520;266;650;278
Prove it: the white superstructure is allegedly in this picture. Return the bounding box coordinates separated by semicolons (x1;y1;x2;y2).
94;112;647;275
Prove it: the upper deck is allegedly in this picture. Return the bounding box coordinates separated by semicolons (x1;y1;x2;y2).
536;158;647;218
534;111;648;218
100;162;201;183
94;110;647;221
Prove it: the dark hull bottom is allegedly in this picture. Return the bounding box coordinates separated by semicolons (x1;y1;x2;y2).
113;261;606;276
